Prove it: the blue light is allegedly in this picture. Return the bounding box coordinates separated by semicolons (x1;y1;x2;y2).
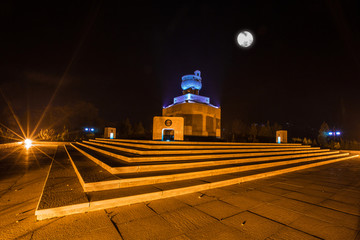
336;131;341;135
85;128;89;131
90;128;94;132
328;132;333;136
181;71;202;91
173;93;210;105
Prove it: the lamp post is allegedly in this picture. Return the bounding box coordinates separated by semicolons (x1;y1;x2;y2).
328;130;341;140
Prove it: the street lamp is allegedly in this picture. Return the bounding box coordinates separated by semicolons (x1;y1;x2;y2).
328;131;341;140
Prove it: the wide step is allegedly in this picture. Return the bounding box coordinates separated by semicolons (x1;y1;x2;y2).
77;141;329;163
90;138;310;150
84;140;315;155
66;144;350;191
36;143;359;220
72;142;339;174
35;139;360;220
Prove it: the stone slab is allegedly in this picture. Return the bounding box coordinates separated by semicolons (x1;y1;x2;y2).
289;214;358;239
95;138;303;146
34;144;359;221
92;138;310;149
65;145;121;192
185;221;254;240
160;206;218;232
115;214;182;240
78;141;331;163
84;140;320;155
194;200;243;220
35;146;89;220
33;210;121;239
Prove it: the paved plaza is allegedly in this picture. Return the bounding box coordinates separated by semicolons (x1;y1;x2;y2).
1;145;360;239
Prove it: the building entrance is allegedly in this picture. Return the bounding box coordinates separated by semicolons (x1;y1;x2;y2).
162;129;175;141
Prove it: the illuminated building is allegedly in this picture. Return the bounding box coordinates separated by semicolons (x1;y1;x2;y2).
276;130;287;143
104;127;116;139
153;70;221;140
152;117;184;141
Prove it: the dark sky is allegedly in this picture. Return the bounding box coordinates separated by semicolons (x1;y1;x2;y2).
0;1;359;138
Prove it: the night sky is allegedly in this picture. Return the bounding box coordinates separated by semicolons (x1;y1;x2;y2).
0;1;359;139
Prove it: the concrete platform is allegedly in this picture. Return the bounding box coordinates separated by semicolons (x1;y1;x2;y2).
96;138;303;146
35;141;358;220
76;141;331;163
91;138;309;150
35;146;89;220
69;144;354;192
72;142;340;174
84;140;315;155
2;143;360;239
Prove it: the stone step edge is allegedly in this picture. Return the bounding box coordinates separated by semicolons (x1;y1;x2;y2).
35;154;358;220
65;145;88;190
71;143;117;174
81;153;351;191
78;141;328;163
90;139;310;150
72;143;338;174
95;138;304;146
35;202;90;221
69;144;349;192
34;146;58;216
84;140;316;155
111;151;340;174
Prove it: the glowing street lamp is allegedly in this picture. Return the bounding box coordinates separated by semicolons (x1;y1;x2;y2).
24;139;32;149
328;131;341;136
84;127;95;132
327;131;341;140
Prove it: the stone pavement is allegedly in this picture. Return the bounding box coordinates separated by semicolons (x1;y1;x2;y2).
1;145;360;239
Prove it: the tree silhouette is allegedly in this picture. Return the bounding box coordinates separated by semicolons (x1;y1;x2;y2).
317;121;330;147
134;121;146;138
248;123;258;142
121;118;133;138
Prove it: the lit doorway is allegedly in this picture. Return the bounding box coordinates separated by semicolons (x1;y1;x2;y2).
162;129;174;141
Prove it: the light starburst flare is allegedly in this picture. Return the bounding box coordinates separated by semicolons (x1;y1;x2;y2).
24;138;33;149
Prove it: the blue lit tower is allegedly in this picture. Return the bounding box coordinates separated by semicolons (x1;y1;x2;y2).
181;70;202;95
162;70;221;139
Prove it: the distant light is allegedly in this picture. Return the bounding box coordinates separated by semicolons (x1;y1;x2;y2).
328;132;333;136
24;139;32;149
90;128;94;132
277;136;281;144
336;131;341;135
85;128;89;131
110;132;114;139
237;31;254;48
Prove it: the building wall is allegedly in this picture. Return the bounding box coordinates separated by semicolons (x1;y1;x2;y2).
276;130;288;143
153;116;184;140
162;102;221;138
104;127;116;139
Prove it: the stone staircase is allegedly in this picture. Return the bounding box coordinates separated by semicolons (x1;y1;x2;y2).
35;138;358;220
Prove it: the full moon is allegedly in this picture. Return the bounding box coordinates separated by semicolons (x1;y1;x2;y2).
237;31;254;48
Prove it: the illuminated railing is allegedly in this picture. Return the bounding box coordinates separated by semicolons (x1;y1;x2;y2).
174;93;210;104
